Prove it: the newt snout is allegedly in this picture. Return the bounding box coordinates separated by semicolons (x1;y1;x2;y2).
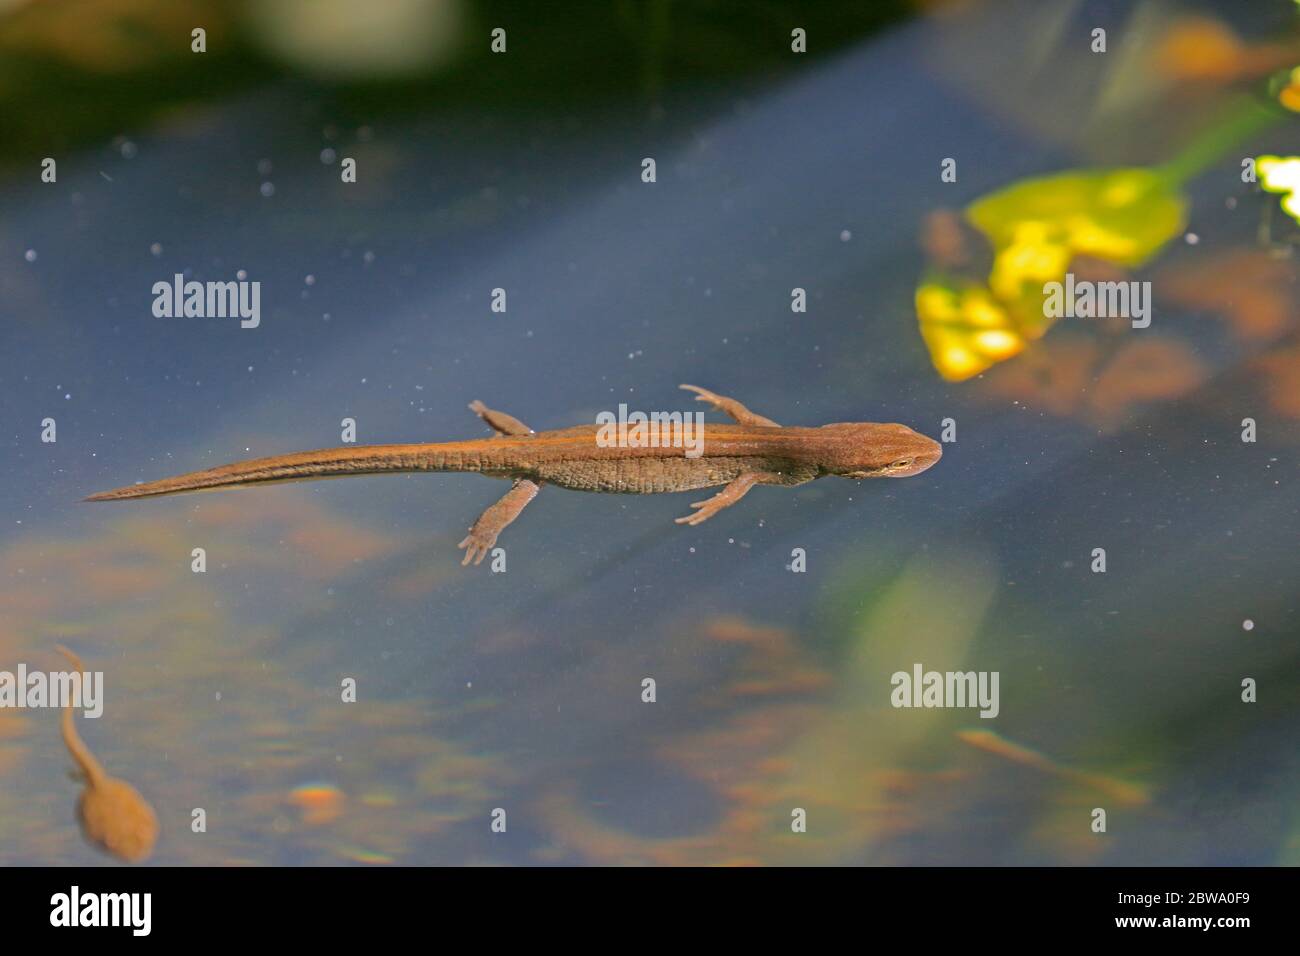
887;430;943;478
825;422;943;479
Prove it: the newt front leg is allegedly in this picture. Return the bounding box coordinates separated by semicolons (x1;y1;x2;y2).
679;383;780;427
469;399;535;438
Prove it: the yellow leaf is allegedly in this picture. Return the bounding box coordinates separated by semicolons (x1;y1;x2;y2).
1257;155;1300;224
966;167;1186;267
916;281;1028;382
916;167;1187;383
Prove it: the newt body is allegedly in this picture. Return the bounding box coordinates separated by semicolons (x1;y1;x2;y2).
87;385;942;565
56;646;158;863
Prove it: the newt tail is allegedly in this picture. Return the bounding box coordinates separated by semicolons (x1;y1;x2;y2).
84;442;500;501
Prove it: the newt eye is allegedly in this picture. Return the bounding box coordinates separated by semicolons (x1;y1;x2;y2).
891;459;913;469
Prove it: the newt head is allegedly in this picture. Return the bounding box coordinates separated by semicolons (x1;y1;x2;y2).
820;422;943;479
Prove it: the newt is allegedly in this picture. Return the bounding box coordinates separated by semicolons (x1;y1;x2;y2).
86;384;942;565
55;646;159;863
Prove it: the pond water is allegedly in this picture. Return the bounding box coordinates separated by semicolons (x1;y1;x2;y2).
1;0;1296;865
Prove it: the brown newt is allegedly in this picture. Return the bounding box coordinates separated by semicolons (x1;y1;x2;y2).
56;646;158;863
86;384;942;565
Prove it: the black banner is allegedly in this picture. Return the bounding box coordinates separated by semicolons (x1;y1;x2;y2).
1;866;1284;942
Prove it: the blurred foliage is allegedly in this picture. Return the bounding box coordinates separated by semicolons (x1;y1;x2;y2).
916;279;1029;381
918;167;1187;383
969;168;1186;271
0;0;910;170
1277;66;1300;111
1258;154;1300;223
1160;248;1298;342
913;8;1298;392
915;147;1300;424
979;333;1208;431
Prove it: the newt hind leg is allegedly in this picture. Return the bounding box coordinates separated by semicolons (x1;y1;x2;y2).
675;473;763;526
459;478;541;566
468;400;534;437
679;384;780;427
674;467;816;526
460;402;537;565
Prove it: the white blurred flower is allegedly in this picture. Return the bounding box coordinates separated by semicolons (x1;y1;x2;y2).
247;0;466;79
